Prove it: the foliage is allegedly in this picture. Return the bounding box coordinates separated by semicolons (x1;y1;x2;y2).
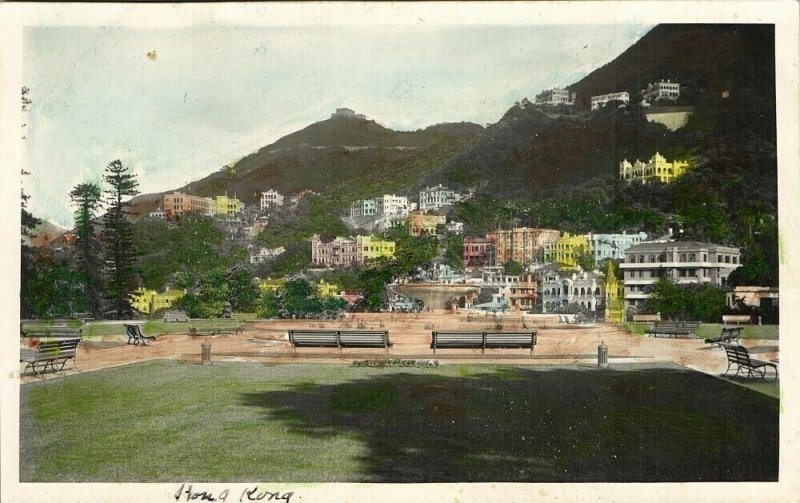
134;215;230;290
102;160;140;319
226;266;261;312
177;268;229;318
643;278;727;322
441;234;465;270
266;278;347;319
254;242;312;278
259;291;280;319
20;253;87;319
69;182;104;318
502;260;524;276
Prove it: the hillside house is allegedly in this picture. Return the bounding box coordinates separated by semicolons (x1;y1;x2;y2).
260;190;284;209
540;270;605;314
419;185;459;212
535;88;576;106
642;80;680;102
588;232;648;265
490;227;560;266
591;91;630;110
619;152;690;184
620;239;741;310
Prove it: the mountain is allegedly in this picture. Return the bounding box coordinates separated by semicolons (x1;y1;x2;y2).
130;117;483;216
421;23;775;198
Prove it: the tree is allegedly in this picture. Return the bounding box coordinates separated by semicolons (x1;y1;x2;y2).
226;266;261;312
643;278;726;322
102;160;140;319
503;260;524;276
69;182;103;317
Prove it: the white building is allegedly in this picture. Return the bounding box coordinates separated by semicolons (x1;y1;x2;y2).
620;239;741;310
445;221;464;235
535;88;575;106
591;91;631;111
587;232;649;265
419;185;458;212
540;270;605;313
260;190;284;210
249;246;286;264
350;194;410;219
642;80;680;102
331;108;366;120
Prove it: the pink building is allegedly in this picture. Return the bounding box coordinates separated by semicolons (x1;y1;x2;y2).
311;234;359;267
463;236;495;268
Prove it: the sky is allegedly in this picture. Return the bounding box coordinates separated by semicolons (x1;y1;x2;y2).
23;23;652;228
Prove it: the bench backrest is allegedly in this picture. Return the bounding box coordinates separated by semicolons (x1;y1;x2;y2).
22;327;83;338
433;332;485;345
485;331;537;345
338;331;390;346
35;338;81;358
722;344;752;366
288;330;340;346
633;314;661;322
215;318;242;329
722;314;751;324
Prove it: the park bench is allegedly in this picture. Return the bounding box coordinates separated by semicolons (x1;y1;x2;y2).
234;312;259;323
288;330;392;353
646;321;700;338
20;338;81;376
124;324;156;346
163;311;189;323
21;319;83;338
188;318;243;336
722;314;752;325
214;318;244;335
632;314;661;323
721;343;778;382
704;327;743;347
430;331;537;355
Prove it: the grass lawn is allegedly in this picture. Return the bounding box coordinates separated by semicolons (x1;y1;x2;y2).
20;361;778;483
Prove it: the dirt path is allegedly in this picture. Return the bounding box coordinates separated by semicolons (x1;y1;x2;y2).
20;313;779;382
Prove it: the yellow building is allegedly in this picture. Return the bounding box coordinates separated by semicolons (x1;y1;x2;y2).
546;233;592;270
258;277;285;294
131;287;185;314
315;279;340;298
356;235;396;263
213;195;244;216
619;152;690;184
604;261;625;323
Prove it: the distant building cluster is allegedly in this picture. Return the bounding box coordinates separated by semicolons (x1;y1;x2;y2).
155;191;244;219
331;108;367;120
311;234;396;267
534;88;576;106
249;246;286;265
591;91;630;110
619;152;690;184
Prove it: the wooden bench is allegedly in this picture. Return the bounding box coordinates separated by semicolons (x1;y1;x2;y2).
722;314;752;325
20;338;81;376
704;327;743;346
721;344;778;382
21;321;83;338
234;312;259;323
646;321;700;338
163;311;189;323
124;324;156;346
188;318;217;335
187;318;242;336
288;330;392;353
632;314;661;323
431;331;537;355
214;318;244;335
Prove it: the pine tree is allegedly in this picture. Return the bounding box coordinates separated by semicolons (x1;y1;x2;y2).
102;160;139;319
69;182;103;318
20;86;41;318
